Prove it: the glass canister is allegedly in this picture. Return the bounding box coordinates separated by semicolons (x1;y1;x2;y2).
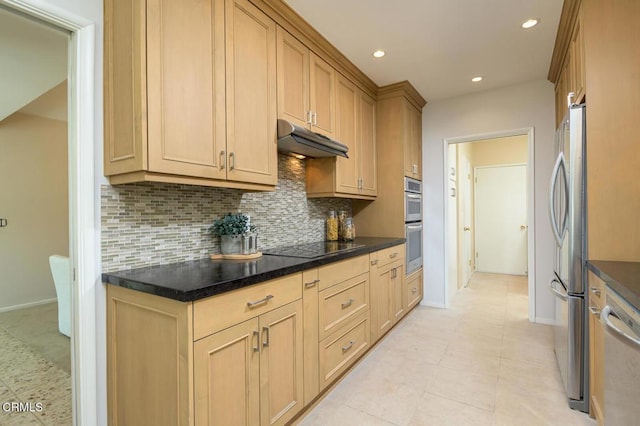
337;210;348;241
343;217;356;241
326;211;338;241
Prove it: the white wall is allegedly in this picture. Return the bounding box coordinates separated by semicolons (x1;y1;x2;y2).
0;112;68;310
422;79;557;323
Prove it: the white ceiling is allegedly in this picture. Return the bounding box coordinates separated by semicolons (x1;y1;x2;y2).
284;0;562;102
0;7;68;121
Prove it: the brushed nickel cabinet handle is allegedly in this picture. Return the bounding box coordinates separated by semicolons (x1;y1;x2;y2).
262;326;269;348
305;279;320;288
590;287;601;298
312;112;317;126
412;287;418;293
370;259;378;266
247;294;273;308
341;340;355;353
306;110;312;124
220;150;226;170
588;306;601;319
229;152;235;170
252;330;260;352
341;298;355;309
390;252;398;259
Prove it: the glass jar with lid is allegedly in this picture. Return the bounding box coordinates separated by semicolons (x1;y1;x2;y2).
326;211;338;241
342;217;356;241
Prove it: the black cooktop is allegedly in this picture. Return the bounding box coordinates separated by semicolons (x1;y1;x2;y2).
263;241;364;258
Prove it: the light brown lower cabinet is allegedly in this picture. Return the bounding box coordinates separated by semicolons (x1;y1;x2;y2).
107;244;422;425
194;300;303;426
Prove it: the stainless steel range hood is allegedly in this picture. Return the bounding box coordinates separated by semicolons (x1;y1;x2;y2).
277;119;349;158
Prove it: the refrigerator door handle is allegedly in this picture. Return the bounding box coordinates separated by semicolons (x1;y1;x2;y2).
548;278;568;301
548;152;568;247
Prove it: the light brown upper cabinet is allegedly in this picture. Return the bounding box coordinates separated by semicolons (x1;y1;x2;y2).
276;28;335;139
104;0;277;190
404;103;423;180
306;75;377;199
570;5;585;104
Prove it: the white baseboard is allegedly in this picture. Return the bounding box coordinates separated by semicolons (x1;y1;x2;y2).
0;298;57;313
535;317;555;326
420;300;446;309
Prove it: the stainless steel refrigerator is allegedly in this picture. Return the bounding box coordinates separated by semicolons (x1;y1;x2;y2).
548;103;588;412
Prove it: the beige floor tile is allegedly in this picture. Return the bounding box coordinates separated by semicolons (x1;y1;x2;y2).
425;366;498;412
407;393;494;426
301;272;594;426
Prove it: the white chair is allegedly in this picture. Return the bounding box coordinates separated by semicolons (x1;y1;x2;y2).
49;255;71;337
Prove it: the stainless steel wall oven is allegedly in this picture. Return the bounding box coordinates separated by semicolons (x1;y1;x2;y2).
405;177;423;275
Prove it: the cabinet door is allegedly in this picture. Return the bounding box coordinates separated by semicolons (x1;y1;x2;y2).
335;75;359;194
406;268;423;310
570;8;585;103
371;263;394;343
392;263;406;321
276;27;310;129
358;91;377;196
410;106;422;180
146;0;226;179
259;301;304;426
309;53;336;138
225;0;278;185
194;318;260;426
589;300;604;423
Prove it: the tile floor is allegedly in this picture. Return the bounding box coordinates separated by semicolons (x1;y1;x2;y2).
0;302;72;425
300;272;596;426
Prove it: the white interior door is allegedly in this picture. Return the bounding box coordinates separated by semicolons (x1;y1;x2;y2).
475;164;527;275
461;159;472;286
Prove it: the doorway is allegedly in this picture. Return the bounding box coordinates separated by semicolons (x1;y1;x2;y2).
0;1;98;424
444;129;535;321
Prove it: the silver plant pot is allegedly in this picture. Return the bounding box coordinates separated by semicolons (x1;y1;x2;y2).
220;234;243;255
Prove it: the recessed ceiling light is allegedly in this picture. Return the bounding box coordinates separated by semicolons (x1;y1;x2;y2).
471;76;483;82
372;50;386;58
521;18;539;29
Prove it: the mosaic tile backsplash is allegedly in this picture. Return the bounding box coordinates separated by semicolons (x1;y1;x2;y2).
101;155;352;272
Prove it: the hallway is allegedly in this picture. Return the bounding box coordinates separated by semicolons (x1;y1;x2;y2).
300;273;595;425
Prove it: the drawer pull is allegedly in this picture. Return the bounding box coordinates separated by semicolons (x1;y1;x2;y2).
342;340;355;353
341;298;355;309
590;287;601;298
262;326;270;348
390;252;398;259
589;306;601;319
370;259;378;266
305;279;320;288
252;330;260;352
412;287;418;294
247;294;274;308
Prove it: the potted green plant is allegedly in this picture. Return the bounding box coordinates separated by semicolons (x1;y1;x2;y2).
209;213;257;255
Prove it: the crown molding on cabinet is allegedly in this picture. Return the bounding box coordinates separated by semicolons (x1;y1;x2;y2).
377;81;427;111
249;0;379;98
548;0;582;84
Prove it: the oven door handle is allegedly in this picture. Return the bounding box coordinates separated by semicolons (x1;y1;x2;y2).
601;305;640;349
406;193;422;200
406;224;423;231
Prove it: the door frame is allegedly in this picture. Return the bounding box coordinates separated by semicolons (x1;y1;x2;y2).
443;127;535;322
0;1;98;424
473;163;528;275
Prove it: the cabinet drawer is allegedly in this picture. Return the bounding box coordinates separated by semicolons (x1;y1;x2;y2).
319;312;369;389
318;272;369;340
406;268;423;310
318;255;369;291
372;245;405;268
193;273;302;340
588;270;605;308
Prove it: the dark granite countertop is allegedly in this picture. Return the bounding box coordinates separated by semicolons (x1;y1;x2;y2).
102;237;405;302
587;260;640;310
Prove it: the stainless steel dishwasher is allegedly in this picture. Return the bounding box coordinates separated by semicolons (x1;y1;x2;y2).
601;287;640;425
